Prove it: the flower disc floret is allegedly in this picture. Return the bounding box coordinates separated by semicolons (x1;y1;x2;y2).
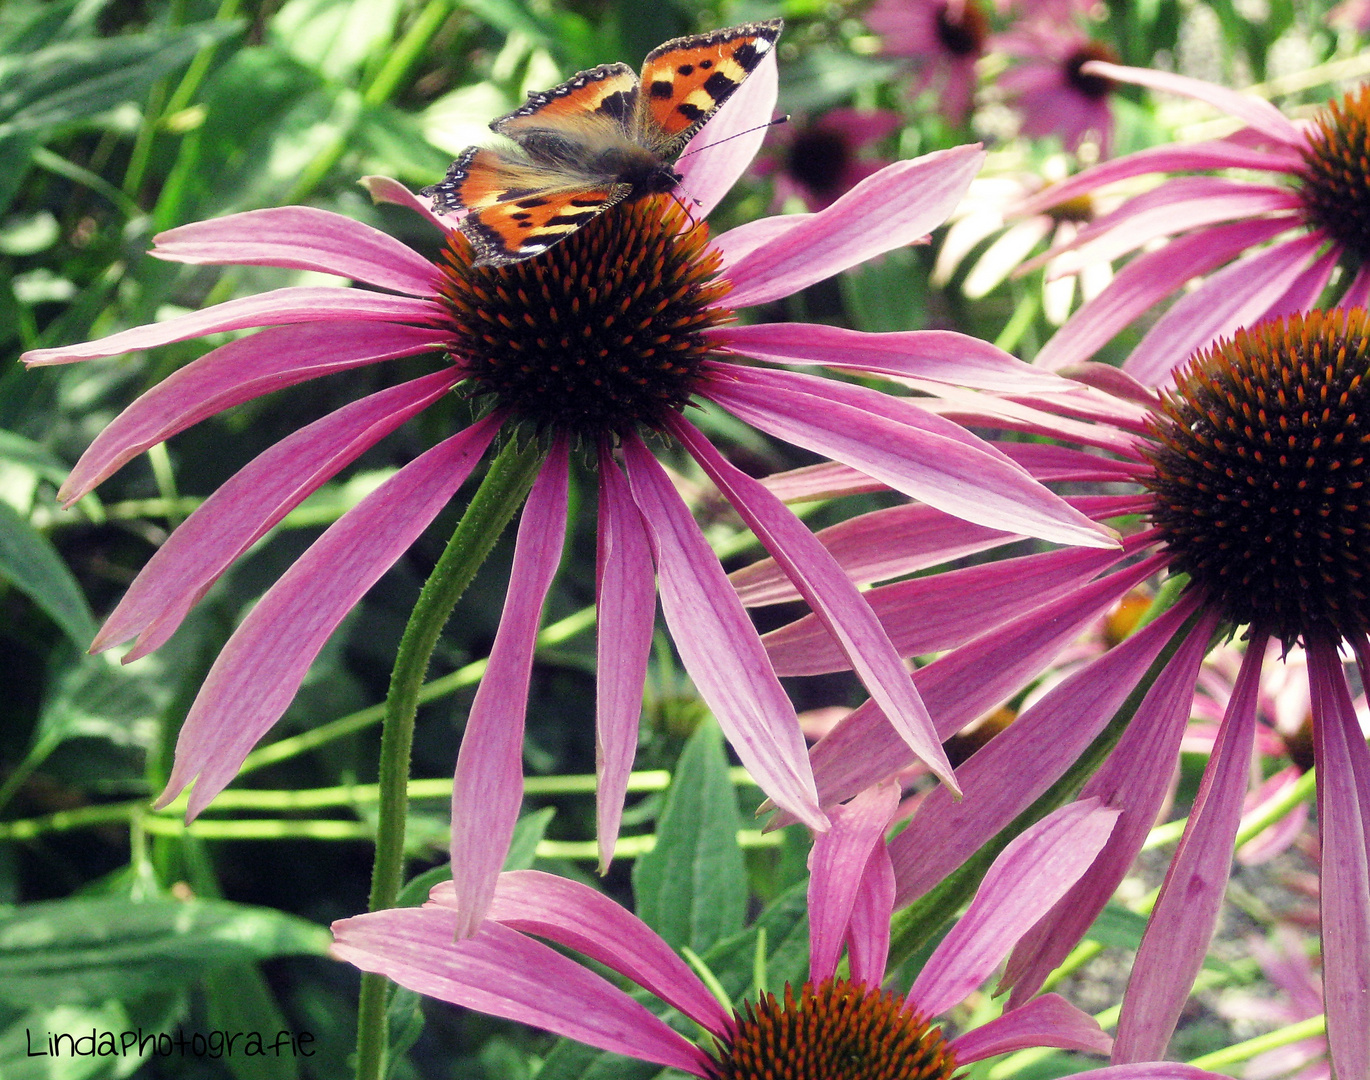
709;978;957;1080
788;128;852;200
1299;83;1370;261
438;195;732;438
1065;43;1118;101
935;0;988;57
1143;308;1370;648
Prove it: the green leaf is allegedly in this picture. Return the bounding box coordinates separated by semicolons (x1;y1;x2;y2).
0;1000;132;1080
504;806;556;871
0;22;243;138
632;719;746;954
204;965;301;1080
0;500;97;649
0;897;330;1005
1084;902;1150;952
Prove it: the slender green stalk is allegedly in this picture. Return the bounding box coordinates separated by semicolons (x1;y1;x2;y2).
354;436;546;1080
1187;1014;1325;1070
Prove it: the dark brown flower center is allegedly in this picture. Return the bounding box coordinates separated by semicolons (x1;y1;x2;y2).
1064;43;1118;101
935;0;987;58
437;195;732;438
1142;309;1370;649
1299;83;1370;262
788;127;852;198
708;978;957;1080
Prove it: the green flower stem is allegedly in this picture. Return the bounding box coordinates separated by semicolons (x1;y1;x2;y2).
1187;1014;1325;1070
354;436;545;1080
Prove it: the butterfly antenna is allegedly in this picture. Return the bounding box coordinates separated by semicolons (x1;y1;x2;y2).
676;115;789;161
669;184;703;226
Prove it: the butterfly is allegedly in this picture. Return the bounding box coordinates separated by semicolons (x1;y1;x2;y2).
424;19;784;266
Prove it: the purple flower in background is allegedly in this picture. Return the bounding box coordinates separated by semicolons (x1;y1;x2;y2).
23;53;1111;937
754;109;902;211
1020;69;1370;383
997;28;1118;155
867;0;990;124
335;790;1228;1080
750;307;1370;1075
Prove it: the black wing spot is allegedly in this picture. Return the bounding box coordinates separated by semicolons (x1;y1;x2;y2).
699;59;713;69
676;63;694;75
649;79;675;99
702;71;734;97
731;43;762;70
675;101;705;121
515;197;549;208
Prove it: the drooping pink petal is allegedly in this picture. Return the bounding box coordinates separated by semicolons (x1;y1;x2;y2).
702;365;1114;548
594;447;658;871
798;554;1171;820
432;870;732;1037
765;542;1132;676
361;174;452;231
151;206;443;296
1337;262;1370;311
1113;633;1266;1063
733;503;1013;606
330;909;713;1077
909;799;1120;1017
1034;217;1295;372
1002;611;1220;1006
1124;231;1326;386
709;323;1080;394
997;443;1144;482
890;590;1194;905
159;413;501;817
760;460;885;501
710;213;812;269
21;287;444;366
60;322;450;504
918;383;1150;457
93;369;462;659
950;994;1113;1061
1307;641;1370;1080
671;414;955;789
1263;244;1342;321
722;145;985;307
620;435;826;831
1081;61;1303;146
1015;138;1305;218
677;47;778;218
450;440;569;939
807;782;901;984
846;838;897;988
1067;1066;1235;1080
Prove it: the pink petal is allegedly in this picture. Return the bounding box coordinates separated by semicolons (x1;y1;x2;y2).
1034;217;1295;372
723;145;985;307
807;782;901;983
21;286;444;366
802;554;1171;819
709;323;1080;394
93;369;461;659
703;365;1114;548
450;440;569;938
331;908;712;1076
761;460;885;502
733;503;1013;607
1263;243;1341;321
950;994;1113;1062
677;47;778;218
766;543;1131;676
847;838;897;988
159;414;500;817
998;442;1145;483
1337;262;1370;310
1082;61;1303;146
594;447;658;871
1016;139;1305;218
61;322;450;504
1307;641;1370;1080
361;175;451;232
1069;1066;1235;1080
909;800;1121;1017
672;414;955;789
1002;611;1220;1006
1124;231;1324;386
152;206;442;296
711;213;812;269
889;588;1193;905
440;869;731;1037
620;436;826;831
1113;634;1266;1062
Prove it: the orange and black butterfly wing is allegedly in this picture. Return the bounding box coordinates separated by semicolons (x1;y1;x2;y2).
424;146;629;266
636;19;783;154
492;63;640;150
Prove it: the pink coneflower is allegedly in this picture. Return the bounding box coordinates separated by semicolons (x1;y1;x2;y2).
334;789;1228;1080
996;29;1118;155
754;307;1370;1075
753;108;902;211
21;56;1111;936
866;0;990;124
1020;68;1370;384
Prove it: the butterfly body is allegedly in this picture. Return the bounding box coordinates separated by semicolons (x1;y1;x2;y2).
426;20;783;266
